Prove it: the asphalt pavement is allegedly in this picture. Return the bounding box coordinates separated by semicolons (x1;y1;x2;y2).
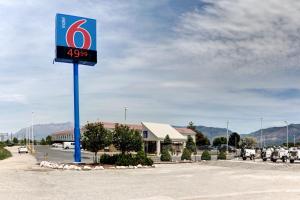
34;145;94;163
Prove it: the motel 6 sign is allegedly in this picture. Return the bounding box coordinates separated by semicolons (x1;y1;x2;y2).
55;13;97;66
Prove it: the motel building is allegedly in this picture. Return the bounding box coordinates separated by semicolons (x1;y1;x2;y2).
52;122;196;156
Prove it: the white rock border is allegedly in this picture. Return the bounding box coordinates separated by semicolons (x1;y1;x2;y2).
39;161;155;170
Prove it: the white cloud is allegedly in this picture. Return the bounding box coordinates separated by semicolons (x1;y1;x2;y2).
0;0;300;134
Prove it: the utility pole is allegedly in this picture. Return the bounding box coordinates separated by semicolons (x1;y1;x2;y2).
124;107;128;122
284;121;289;149
260;118;263;149
226;120;229;153
294;134;296;147
31;112;34;152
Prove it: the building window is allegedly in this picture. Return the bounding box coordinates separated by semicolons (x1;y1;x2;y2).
143;130;148;138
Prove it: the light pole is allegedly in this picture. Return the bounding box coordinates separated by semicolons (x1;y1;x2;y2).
124;107;128;122
284;121;288;149
226;120;229;154
260;118;263;149
31;112;34;152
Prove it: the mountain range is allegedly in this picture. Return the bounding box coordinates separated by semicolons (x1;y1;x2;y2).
196;124;298;145
14;122;73;140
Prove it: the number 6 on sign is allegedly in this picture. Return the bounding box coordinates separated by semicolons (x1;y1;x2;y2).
55;13;97;66
66;20;91;50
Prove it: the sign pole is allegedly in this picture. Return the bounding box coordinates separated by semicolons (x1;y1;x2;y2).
73;62;81;163
55;13;97;163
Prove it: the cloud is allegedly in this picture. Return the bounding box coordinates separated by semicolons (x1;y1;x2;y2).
0;0;300;134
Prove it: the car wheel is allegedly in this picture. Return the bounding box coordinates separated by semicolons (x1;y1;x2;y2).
290;160;294;163
242;157;246;160
263;158;267;162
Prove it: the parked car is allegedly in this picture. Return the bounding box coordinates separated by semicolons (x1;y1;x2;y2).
52;143;63;148
18;146;28;154
198;145;214;150
218;144;236;152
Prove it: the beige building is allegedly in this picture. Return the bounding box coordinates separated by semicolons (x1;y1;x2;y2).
51;121;196;155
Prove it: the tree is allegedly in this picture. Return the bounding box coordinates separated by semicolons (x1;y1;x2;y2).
83;122;112;160
228;132;240;148
195;132;211;146
187;121;210;146
240;137;257;149
212;137;227;147
186;135;196;153
187;121;196;130
40;138;47;145
160;148;172;161
201;150;211;160
162;134;172;151
12;137;18;144
181;148;191;160
113;124;142;154
45;135;52;145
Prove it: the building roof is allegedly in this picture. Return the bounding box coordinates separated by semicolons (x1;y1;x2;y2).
51;122;142;136
101;122;142;131
175;127;196;136
52;130;73;136
142;122;186;141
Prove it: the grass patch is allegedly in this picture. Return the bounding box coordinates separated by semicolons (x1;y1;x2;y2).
0;147;12;160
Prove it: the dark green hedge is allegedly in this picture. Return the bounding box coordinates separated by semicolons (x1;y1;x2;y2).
100;151;153;166
160;149;172;161
217;151;226;160
181;148;191;160
201;150;211;160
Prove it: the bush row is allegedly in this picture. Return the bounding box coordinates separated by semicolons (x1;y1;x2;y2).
0;147;12;160
100;151;153;166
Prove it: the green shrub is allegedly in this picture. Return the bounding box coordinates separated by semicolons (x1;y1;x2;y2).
181;148;191;160
135;151;153;166
217;151;226;160
100;154;114;165
115;154;137;166
0;148;11;160
100;153;153;166
201;150;211;160
160;149;172;162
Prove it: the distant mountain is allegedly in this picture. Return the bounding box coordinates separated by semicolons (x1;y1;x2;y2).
14;122;73;140
195;126;232;141
247;124;300;145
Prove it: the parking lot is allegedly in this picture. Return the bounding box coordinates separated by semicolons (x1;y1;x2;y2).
34;145;94;163
2;146;300;200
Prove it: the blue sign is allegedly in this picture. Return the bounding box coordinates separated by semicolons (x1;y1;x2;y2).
55;13;97;66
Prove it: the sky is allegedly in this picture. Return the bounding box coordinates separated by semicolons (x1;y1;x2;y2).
1;0;300;134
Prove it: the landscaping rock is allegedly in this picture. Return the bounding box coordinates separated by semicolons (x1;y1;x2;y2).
94;166;104;170
83;166;92;170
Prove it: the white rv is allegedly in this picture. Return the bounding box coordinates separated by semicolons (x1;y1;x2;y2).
63;142;75;149
63;142;82;149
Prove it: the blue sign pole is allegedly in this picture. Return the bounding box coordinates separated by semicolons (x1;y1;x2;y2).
55;14;97;163
73;62;81;163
